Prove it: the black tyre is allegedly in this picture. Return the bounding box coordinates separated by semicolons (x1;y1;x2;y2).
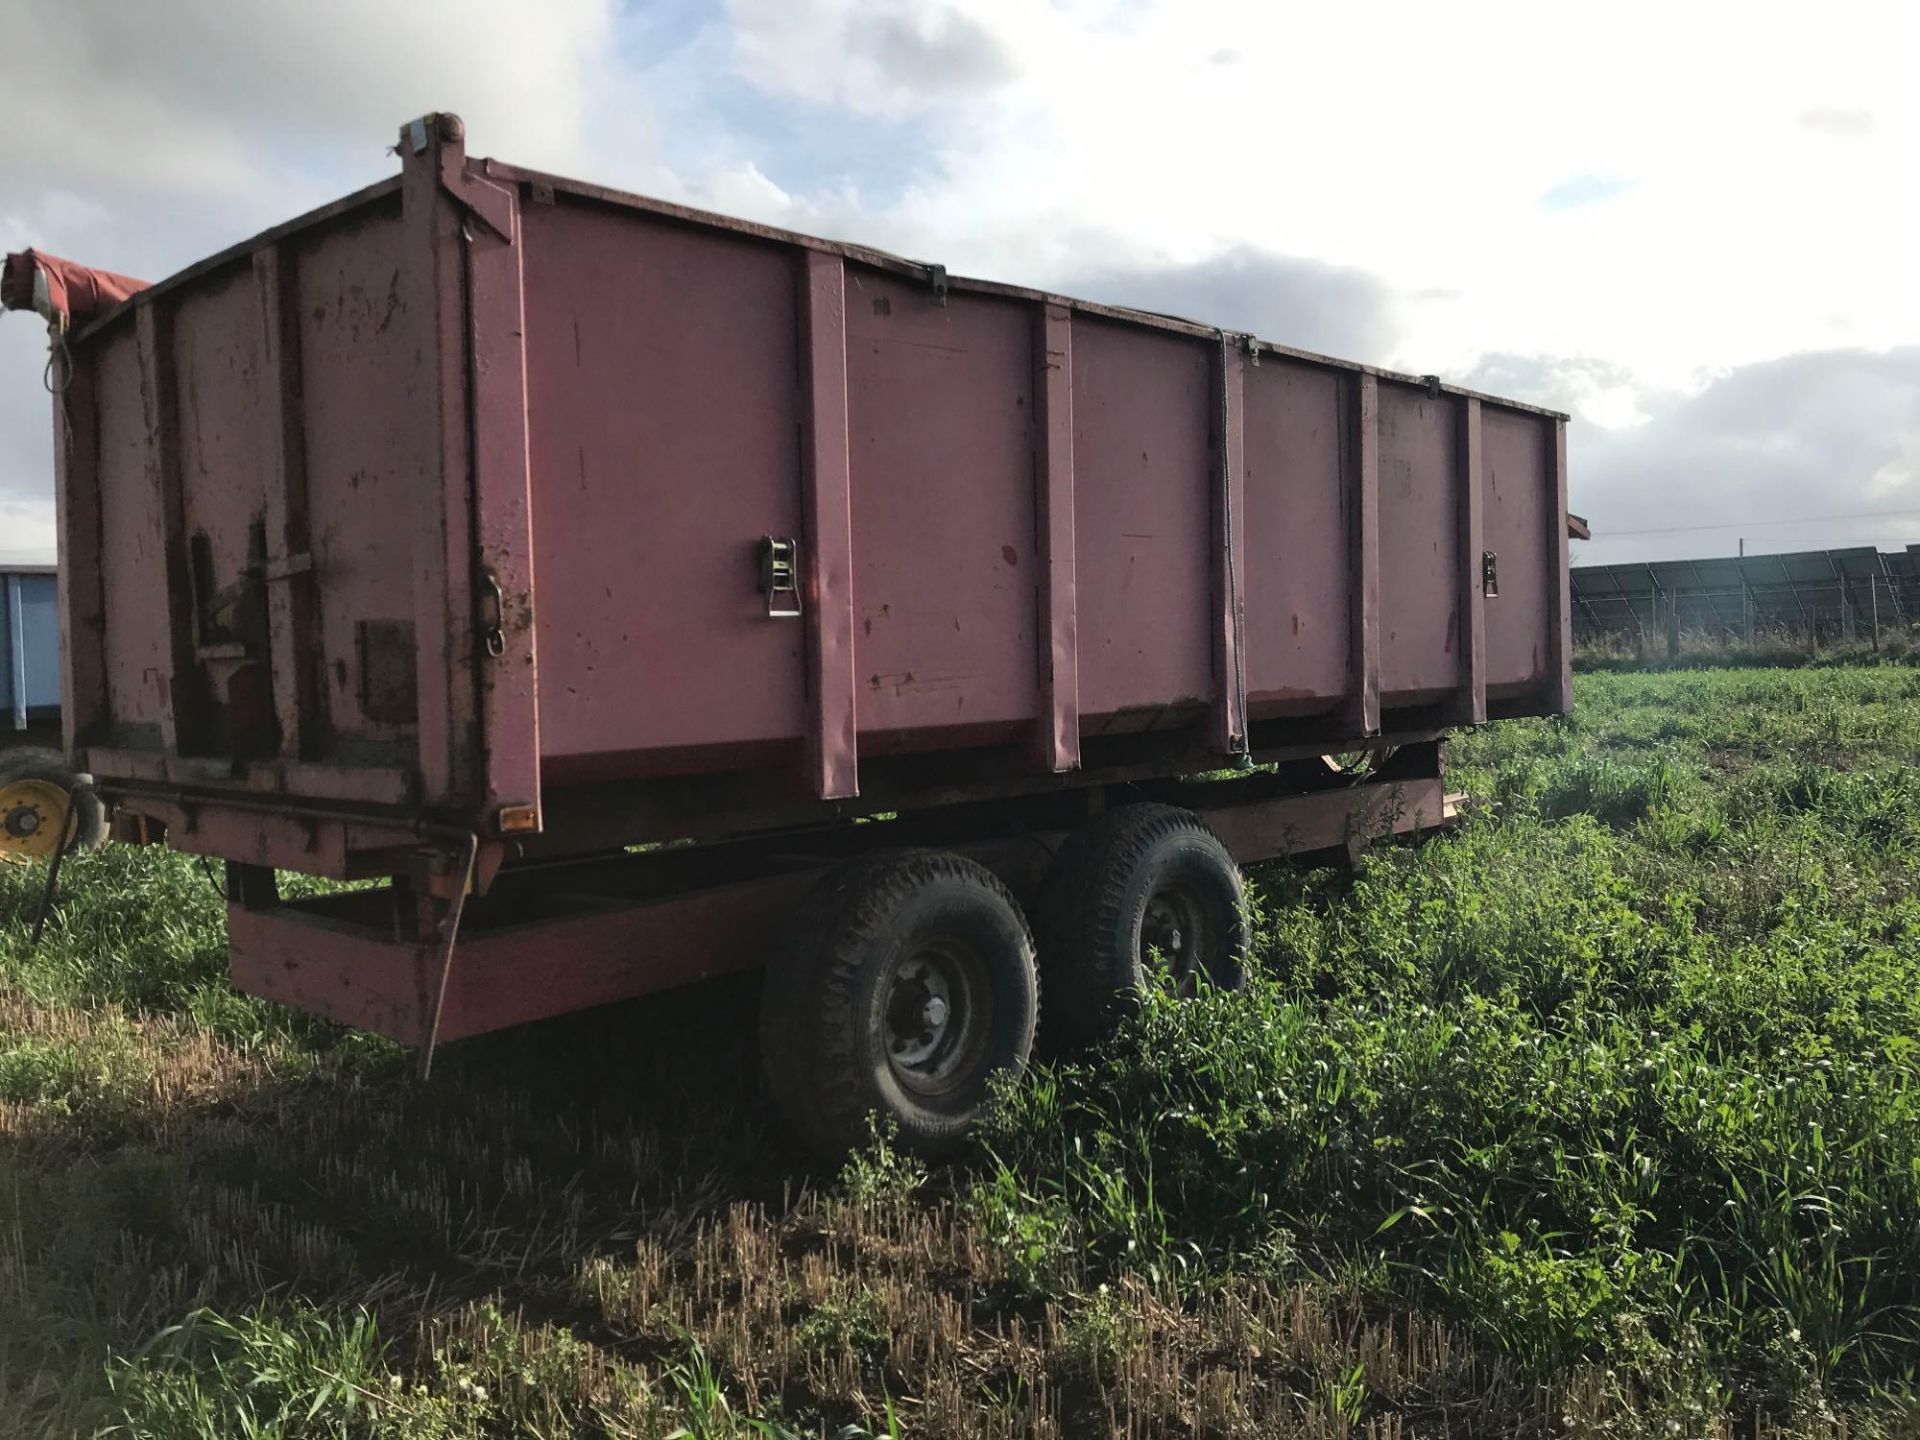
1035;804;1247;1050
759;850;1039;1159
0;748;105;863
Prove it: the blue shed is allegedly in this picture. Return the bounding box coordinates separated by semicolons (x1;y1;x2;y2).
2;565;60;733
1;564;105;861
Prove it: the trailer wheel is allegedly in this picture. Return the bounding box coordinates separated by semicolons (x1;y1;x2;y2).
0;749;105;864
1036;804;1247;1050
759;851;1039;1159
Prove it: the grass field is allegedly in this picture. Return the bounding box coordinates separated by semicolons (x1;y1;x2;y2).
4;666;1919;1438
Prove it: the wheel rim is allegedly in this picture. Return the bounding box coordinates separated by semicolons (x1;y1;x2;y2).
884;940;990;1096
1140;880;1216;992
0;779;74;863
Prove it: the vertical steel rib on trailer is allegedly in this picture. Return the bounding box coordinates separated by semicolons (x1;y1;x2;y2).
1346;373;1382;735
1211;335;1249;758
1456;396;1488;726
1032;302;1078;775
799;251;859;801
251;243;320;761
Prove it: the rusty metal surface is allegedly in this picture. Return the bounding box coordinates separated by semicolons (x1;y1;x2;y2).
52;366;107;752
292;196;429;758
252;245;320;761
1210;340;1249;754
1032;303;1079;773
1377;382;1464;706
1455;399;1489;725
458;148;543;831
401;119;479;812
1070;316;1214;729
1482;404;1555;699
51;115;1570;880
71;178;404;345
228;868;818;1044
93;329;171;735
1240;358;1351;719
1547;419;1574;713
521;191;808;774
846;270;1038;750
1346;375;1382;734
1197;775;1449;864
800;252;859;800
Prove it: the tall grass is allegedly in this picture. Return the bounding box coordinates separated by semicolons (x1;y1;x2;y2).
985;667;1920;1419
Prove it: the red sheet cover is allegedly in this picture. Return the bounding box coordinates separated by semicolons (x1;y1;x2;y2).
1;248;149;329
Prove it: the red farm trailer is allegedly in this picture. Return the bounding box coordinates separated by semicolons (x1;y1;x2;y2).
10;115;1572;1154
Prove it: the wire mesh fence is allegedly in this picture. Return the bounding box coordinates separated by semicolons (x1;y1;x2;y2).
1572;544;1920;658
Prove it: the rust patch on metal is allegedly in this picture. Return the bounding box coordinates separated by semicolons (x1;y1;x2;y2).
357;619;418;724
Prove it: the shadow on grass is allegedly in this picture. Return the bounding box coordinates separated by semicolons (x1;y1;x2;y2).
0;966;823;1434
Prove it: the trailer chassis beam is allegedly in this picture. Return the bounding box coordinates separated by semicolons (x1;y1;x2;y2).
225;747;1455;1050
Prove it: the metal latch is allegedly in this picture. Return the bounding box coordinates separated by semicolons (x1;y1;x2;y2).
1482;550;1499;598
478;572;507;656
759;536;802;618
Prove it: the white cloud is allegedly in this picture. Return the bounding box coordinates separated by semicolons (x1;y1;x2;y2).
726;0;1021;118
1493;348;1920;563
830;0;1920;385
0;0;614;195
0;493;55;566
1058;247;1403;361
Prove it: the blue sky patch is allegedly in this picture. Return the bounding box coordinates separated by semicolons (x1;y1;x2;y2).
1538;174;1633;212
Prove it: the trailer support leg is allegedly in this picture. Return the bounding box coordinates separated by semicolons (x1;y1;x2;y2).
419;831;481;1079
27;779;91;947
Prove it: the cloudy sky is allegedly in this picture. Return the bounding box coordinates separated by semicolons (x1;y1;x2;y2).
2;0;1916;565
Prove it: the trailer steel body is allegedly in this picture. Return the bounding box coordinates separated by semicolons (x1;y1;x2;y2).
26;116;1573;1148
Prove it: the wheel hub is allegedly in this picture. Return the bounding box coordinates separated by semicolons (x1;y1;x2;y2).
1140;883;1209;987
0;779;70;863
883;943;987;1095
886;958;954;1069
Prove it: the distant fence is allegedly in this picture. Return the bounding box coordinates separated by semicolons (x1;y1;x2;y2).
1572;545;1920;654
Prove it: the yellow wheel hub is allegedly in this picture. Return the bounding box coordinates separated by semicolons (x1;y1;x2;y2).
0;778;74;863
